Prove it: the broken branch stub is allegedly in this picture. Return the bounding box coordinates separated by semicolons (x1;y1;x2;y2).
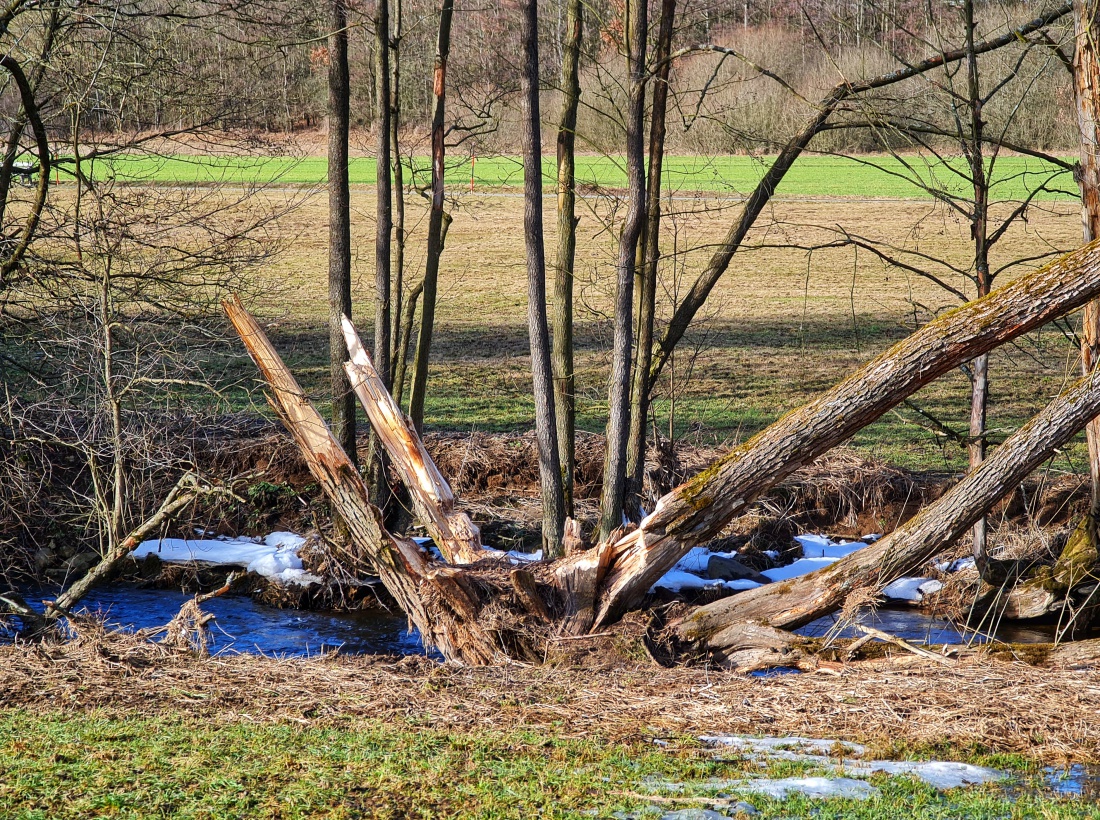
589;239;1100;631
679;363;1100;654
342;315;483;564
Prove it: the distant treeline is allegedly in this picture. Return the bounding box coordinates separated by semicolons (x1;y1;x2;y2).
5;0;1075;155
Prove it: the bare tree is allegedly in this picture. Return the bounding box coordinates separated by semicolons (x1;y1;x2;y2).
598;0;648;541
520;0;565;557
408;0;455;433
328;0;356;464
552;0;583;518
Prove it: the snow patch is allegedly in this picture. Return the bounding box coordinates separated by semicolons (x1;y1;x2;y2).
131;532;318;587
881;577;943;603
740;776;879;800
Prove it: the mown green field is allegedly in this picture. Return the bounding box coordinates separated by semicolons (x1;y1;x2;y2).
97;152;1077;200
1;711;1092;820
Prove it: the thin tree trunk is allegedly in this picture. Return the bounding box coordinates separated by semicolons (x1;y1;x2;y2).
1074;0;1100;522
964;0;992;563
393;280;423;407
598;0;647;541
389;0;406;383
521;0;565;557
552;0;582;519
370;0;394;510
328;0;355;464
680;362;1100;650
408;0;454;434
648;3;1072;387
584;240;1100;630
626;0;676;516
374;0;392;388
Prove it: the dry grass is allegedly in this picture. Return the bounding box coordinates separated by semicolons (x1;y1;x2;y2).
3;627;1099;762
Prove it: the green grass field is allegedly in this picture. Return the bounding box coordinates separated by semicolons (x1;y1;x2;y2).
95;152;1078;200
2;710;1092;820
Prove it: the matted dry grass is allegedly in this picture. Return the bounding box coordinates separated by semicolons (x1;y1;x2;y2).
3;627;1099;763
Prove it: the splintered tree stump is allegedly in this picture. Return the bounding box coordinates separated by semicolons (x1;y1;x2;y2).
678;363;1100;655
225;239;1100;667
587;239;1100;632
225;296;505;664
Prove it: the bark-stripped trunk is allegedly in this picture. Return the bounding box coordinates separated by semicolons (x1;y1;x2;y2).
225;297;504;664
680;363;1100;652
552;0;582;518
408;0;454;433
343;317;483;565
327;0;355;463
626;0;676;515
598;0;647;541
585;240;1100;630
648;4;1072;387
1074;0;1100;521
520;0;566;557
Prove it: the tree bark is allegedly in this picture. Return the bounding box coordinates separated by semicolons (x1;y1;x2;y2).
648;3;1072;387
963;0;993;564
679;362;1100;651
586;239;1100;631
1073;0;1100;521
342;316;483;565
374;0;392;389
551;0;583;518
389;0;406;385
626;0;676;515
327;0;355;464
598;0;647;541
408;0;454;434
520;0;566;557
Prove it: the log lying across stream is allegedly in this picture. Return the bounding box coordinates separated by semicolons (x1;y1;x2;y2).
226;240;1100;666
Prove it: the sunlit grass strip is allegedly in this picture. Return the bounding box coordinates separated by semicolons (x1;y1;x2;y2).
94;153;1077;199
0;710;1091;820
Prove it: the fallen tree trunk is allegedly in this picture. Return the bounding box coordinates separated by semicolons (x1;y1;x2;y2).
342;316;483;565
225;296;506;664
587;239;1100;631
677;362;1100;654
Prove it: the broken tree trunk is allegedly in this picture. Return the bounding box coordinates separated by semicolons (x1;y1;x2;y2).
584;240;1100;631
677;362;1100;654
342;315;483;565
225;296;505;664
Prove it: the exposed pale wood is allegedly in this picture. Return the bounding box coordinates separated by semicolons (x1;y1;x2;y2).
701;622;809;672
679;362;1100;651
225;296;503;665
553;538;614;636
511;569;552;621
856;625;955;666
592;240;1100;631
1050;637;1100;666
562;517;585;556
342;316;482;565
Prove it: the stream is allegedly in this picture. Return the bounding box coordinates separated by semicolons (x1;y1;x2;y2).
3;583;1077;658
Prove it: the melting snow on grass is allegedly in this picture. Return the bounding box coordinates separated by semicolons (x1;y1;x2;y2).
699;734;1008;793
131;532;321;587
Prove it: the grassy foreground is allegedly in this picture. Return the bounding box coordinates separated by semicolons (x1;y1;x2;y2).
1;710;1094;820
98;152;1076;200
